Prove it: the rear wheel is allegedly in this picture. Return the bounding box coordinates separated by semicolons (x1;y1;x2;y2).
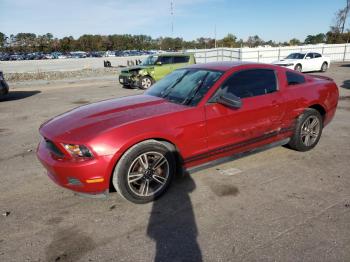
112;140;175;204
294;64;302;72
288;108;323;151
139;76;154;90
321;62;328;72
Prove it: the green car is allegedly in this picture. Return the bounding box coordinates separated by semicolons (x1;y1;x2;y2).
119;53;196;89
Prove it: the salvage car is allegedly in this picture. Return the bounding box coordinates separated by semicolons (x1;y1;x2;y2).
37;62;339;203
273;52;330;72
0;71;9;98
119;53;196;89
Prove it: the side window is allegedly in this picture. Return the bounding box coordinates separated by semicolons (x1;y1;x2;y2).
306;53;313;59
158;56;173;64
221;69;277;99
314;53;321;58
173;56;190;63
286;71;305;85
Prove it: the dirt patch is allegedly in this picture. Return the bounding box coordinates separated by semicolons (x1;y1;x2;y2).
338;106;350;111
209;184;239;197
0;128;10;133
339;96;350;100
46;227;95;262
72;99;90;105
46;217;64;226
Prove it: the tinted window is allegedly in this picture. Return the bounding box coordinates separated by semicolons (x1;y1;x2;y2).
314;53;321;58
158;56;173;64
221;69;277;99
306;53;313;59
286;53;305;59
286;71;305;85
173;56;190;63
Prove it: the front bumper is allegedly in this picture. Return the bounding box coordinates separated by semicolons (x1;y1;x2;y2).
119;73;137;87
36;139;113;194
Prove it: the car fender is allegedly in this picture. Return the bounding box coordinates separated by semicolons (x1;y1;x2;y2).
104;132;180;182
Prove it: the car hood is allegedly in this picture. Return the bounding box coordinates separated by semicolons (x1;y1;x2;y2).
39;94;187;142
121;66;151;73
272;59;300;64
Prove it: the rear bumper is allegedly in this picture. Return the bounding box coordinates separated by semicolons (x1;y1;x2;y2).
36;139;113;194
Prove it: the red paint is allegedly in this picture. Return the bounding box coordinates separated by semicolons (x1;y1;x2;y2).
37;62;339;194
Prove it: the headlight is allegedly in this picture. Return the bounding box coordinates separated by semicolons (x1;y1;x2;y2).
63;144;94;158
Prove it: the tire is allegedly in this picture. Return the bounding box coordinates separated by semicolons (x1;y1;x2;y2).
320;62;328;72
112;140;176;204
139;76;154;90
122;85;134;89
294;64;302;72
287;108;323;152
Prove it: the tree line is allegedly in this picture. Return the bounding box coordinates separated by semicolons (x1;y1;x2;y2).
1;31;349;54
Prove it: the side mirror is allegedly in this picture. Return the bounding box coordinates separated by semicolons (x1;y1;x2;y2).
305;57;311;60
156;61;162;65
216;93;242;109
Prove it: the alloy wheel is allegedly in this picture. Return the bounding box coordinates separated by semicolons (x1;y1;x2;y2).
127;152;169;197
300;116;320;147
141;78;152;89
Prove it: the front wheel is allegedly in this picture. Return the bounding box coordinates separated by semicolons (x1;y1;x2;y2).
139;76;154;90
112;140;175;204
288;108;323;152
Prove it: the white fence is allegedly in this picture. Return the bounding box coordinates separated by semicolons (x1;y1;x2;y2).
189;44;350;64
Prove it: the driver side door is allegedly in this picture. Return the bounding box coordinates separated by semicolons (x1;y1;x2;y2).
204;68;286;160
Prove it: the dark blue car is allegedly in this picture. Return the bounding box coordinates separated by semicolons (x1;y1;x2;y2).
0;71;9;98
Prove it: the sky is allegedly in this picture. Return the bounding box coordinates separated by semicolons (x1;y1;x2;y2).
0;0;347;42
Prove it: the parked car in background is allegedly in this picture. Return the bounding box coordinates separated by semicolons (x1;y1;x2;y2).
0;71;9;98
119;53;196;89
273;52;330;72
37;62;338;203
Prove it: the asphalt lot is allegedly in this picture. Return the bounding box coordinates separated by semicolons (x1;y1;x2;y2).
0;63;349;262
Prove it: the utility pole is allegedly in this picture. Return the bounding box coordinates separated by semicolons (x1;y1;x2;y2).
214;24;217;49
171;1;174;38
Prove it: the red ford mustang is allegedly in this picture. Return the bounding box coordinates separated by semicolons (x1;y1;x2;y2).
37;62;339;203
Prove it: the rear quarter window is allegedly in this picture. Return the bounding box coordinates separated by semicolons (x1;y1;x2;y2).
286;71;305;85
173;56;190;63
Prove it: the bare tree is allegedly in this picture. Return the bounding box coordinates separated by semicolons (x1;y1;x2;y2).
332;0;350;33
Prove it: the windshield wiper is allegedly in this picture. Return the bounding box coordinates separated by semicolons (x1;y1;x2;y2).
160;72;189;98
181;72;209;105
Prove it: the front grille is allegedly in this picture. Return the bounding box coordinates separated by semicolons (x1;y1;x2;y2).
44;138;64;157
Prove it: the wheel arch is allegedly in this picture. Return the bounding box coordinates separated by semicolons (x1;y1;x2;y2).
308;104;326;123
108;136;182;192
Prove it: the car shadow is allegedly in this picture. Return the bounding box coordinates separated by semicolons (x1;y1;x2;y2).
147;173;202;262
341;80;350;89
0;90;41;101
340;64;350;67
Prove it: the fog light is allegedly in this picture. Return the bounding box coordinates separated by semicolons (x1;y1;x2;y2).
67;177;83;186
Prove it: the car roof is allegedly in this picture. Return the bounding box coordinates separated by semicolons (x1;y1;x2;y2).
158;52;192;57
185;61;259;71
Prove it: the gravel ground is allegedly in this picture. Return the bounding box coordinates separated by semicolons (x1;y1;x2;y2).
0;63;349;262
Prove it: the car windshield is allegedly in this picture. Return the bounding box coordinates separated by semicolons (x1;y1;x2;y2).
141;55;158;66
145;68;223;106
285;53;305;59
